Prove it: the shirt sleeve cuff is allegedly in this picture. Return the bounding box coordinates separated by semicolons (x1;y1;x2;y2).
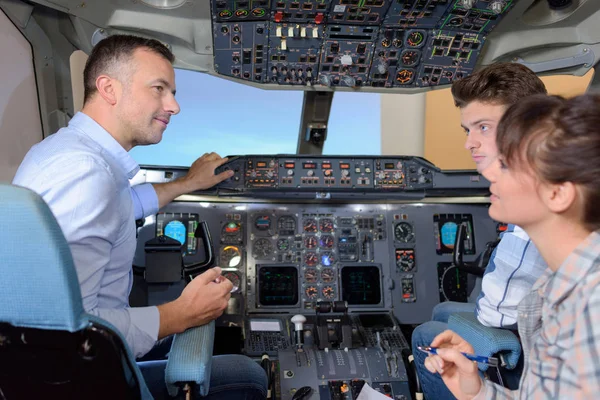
131;183;159;220
128;305;160;358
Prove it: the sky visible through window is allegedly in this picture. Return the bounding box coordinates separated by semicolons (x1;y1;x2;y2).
130;69;381;167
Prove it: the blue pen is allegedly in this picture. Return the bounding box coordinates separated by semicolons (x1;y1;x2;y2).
417;346;499;367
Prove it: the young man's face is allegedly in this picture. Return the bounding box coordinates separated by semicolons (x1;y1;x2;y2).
460;101;507;173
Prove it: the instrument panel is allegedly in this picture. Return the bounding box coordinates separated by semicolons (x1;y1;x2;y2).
135;200;496;324
132;157;497;400
211;0;516;89
211;155;487;197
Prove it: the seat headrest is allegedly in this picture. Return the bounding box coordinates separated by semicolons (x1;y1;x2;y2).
0;184;88;332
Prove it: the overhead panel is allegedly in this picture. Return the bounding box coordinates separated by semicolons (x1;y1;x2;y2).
211;0;516;89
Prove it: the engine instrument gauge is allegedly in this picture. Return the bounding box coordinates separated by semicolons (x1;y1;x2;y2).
303;219;318;233
320;235;334;249
304;236;318;249
319;218;334;233
305;285;318;299
320;252;335;266
304;267;318;283
321;267;335;283
322;285;335;299
304;252;318;267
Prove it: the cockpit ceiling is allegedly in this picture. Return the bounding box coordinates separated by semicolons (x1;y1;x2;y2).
18;0;600;92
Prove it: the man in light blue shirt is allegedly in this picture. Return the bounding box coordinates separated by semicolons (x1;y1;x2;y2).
411;63;549;399
13;34;266;399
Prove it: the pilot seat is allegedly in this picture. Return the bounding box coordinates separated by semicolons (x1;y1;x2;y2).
0;183;217;399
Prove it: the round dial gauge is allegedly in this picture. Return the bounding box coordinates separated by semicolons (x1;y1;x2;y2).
319;218;334;233
396;251;415;272
304;236;318;249
320;252;335;266
303;219;318;233
305;285;318;299
222;271;241;293
394;222;415;243
320;235;334;249
221;221;242;243
278;216;296;235
322;285;335;299
253;238;273;259
220;246;242;268
254;215;271;231
321;267;335;283
406;30;425;48
304;267;318;283
395;69;415;85
277;238;290;251
304;252;318;267
401;50;420;67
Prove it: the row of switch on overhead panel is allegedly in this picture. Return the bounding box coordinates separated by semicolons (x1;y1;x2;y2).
275;25;320;38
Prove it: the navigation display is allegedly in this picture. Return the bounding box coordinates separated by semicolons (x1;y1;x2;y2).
258;266;298;306
341;266;381;305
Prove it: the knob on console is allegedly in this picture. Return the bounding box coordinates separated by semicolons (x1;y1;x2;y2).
291;314;307;348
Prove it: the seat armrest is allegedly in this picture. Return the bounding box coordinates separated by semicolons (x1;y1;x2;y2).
448;312;520;372
165;321;215;397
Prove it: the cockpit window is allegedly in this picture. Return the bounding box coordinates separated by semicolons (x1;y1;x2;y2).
130;69;302;166
129;69;381;167
323;92;381;156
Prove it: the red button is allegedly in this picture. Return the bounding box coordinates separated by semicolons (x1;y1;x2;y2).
314;13;324;24
274;11;283;22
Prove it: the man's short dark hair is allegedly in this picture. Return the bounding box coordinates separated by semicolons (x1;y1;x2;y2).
83;34;175;104
451;63;547;108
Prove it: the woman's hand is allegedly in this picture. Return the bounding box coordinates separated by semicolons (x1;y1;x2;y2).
423;330;484;400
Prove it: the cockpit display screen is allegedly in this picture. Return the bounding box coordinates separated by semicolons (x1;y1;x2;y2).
341;266;381;305
433;214;475;255
156;212;199;255
258;266;298;306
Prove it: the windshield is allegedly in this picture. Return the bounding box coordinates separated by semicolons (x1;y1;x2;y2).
129;69;381;167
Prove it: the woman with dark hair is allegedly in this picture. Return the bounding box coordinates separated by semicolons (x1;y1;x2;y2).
423;94;600;399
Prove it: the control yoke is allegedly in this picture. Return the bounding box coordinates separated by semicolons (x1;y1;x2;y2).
453;223;500;277
183;221;216;279
144;221;215;283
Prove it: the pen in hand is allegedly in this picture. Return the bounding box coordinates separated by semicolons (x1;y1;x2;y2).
417;346;499;368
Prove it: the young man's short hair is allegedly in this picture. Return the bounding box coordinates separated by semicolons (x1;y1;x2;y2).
451;63;547;108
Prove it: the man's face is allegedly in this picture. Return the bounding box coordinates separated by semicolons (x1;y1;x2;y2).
460;101;506;173
116;48;180;148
